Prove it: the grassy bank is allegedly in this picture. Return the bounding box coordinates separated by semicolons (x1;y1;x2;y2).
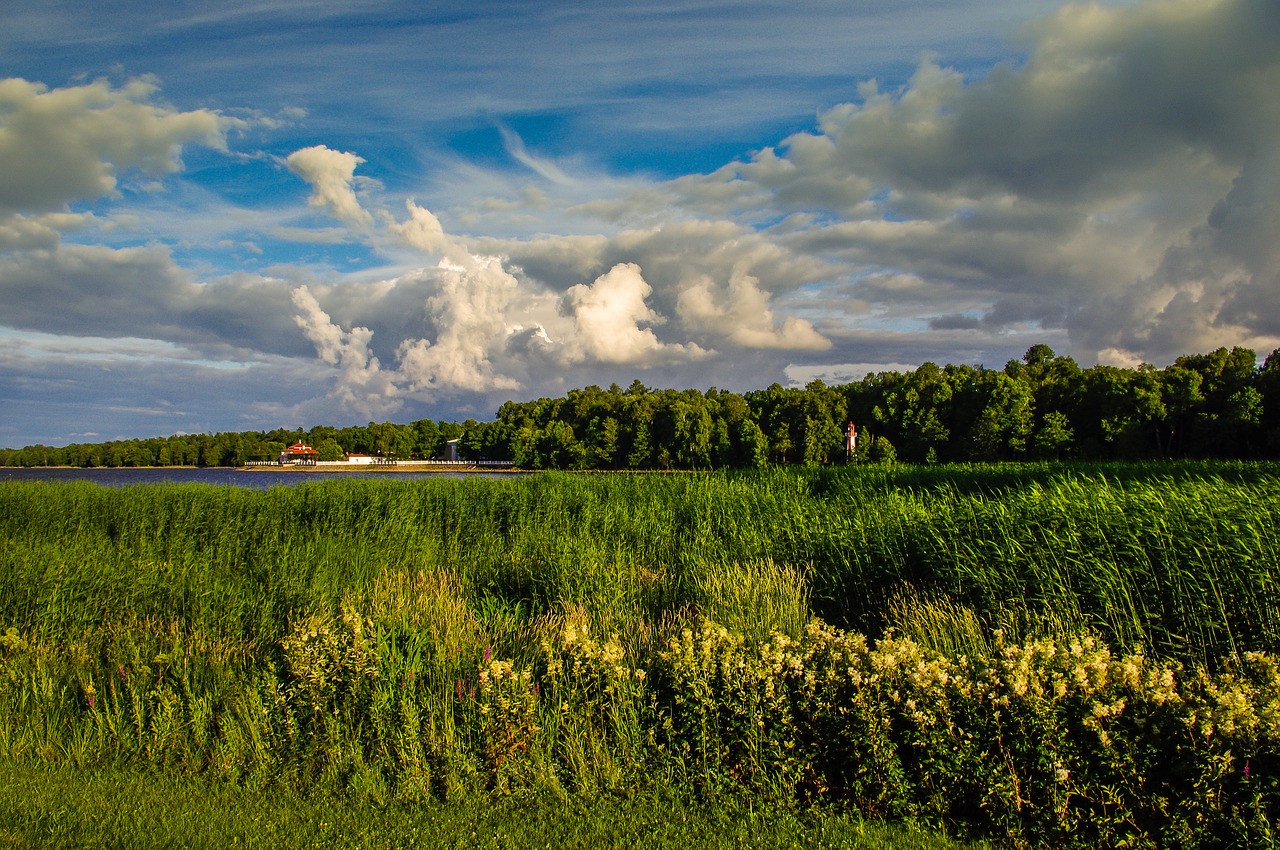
1;462;1278;846
0;760;978;850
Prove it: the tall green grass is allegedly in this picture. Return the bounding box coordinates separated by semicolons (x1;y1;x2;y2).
2;462;1278;664
2;462;1279;846
0;759;982;850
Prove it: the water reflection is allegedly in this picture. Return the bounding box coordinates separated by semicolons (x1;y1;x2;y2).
0;467;521;488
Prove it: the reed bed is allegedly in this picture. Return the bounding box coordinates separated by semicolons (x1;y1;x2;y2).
2;461;1279;847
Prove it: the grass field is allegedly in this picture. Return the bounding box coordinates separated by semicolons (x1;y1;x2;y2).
1;462;1278;847
0;760;980;850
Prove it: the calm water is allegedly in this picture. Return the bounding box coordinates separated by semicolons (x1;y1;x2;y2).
0;467;516;489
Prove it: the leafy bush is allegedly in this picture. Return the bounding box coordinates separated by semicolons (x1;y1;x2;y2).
5;613;1279;847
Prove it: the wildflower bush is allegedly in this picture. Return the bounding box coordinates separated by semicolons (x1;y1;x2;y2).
654;621;799;793
12;606;1280;844
537;614;651;791
653;622;1280;848
2;611;1280;847
468;657;540;791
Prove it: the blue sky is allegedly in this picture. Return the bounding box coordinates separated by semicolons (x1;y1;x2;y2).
2;0;1278;447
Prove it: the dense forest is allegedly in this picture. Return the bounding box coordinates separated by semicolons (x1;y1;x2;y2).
4;344;1279;469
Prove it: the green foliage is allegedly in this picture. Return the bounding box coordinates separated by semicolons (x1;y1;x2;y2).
5;344;1279;470
315;437;345;461
2;466;1280;846
870;435;898;463
0;760;978;850
12;612;1275;846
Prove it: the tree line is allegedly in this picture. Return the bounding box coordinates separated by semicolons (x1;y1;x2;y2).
0;420;467;470
4;345;1279;469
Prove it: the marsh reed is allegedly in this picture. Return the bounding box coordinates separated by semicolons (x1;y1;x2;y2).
2;462;1279;846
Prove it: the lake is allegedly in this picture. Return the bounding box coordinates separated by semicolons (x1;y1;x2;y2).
0;467;519;488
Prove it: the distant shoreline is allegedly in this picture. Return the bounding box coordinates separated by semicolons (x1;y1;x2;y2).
0;463;533;473
240;463;532;473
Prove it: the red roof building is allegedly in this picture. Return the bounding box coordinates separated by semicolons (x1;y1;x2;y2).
281;442;319;465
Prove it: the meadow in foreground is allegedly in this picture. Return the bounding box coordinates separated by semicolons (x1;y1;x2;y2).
1;462;1278;847
0;760;983;850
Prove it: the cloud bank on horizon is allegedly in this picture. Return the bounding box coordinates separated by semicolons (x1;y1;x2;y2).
1;0;1277;447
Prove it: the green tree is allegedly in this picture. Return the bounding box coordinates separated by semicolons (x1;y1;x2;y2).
316;438;345;461
536;420;580;469
669;396;715;469
1170;346;1258;455
585;416;622;468
867;364;954;462
409;419;442;458
869;435;897;464
968;373;1033;461
1258;348;1280;455
1156;365;1204;456
1032;411;1075;459
735;419;769;468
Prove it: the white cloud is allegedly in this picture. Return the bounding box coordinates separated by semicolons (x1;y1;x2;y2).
561;262;711;365
395;255;523;395
290;285;401;417
783;361;919;386
0;212;93;250
683;0;1280;364
285;199;531;401
386;200;467;264
677;269;830;351
0;76;234;217
0;242;308;355
285;145;375;230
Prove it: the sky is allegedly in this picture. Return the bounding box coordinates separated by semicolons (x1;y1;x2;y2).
2;0;1278;448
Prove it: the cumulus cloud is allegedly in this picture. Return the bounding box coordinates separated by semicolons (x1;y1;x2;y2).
285;145;376;230
276;159;533;404
0;242;308;354
395;255;523;394
496;219;836;327
285;205;725;410
0;76;234;217
386;200;470;264
0;72;244;358
278;143;780;411
688;0;1280;365
0;212;92;250
290;285;401;417
1075;146;1280;362
0;76;317;380
677;268;830;351
561;262;710;365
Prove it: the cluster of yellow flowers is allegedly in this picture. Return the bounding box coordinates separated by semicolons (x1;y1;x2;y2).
1185;651;1280;741
4;604;1279;843
648;616;1280;843
472;656;541;790
542;616;649;722
279;601;379;718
